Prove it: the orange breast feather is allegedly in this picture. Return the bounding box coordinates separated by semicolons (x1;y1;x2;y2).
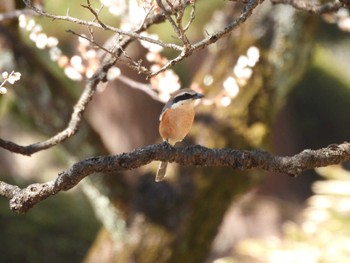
159;107;195;144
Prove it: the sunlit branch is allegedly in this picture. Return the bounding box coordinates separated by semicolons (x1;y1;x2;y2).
156;0;182;37
1;142;350;213
0;1;174;155
81;0;107;29
22;0;183;51
149;0;262;77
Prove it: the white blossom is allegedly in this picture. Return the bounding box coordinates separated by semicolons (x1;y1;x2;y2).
156;69;180;94
49;47;62;61
203;74;214;86
2;71;9;79
35;33;48;49
0;87;7;94
140;32;163;53
18;15;27;28
236;55;249;68
100;0;127;16
26;19;36;31
70;55;84;72
78;35;90;46
247;46;260;67
223;77;239;98
234;66;253;80
64;67;83;81
107;67;121;81
220;96;231;107
47;37;59;48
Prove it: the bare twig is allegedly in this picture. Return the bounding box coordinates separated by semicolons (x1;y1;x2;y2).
149;49;189;77
81;0;107;29
67;29;114;56
156;0;182;37
1;0;181;155
191;0;262;52
22;0;183;51
183;1;196;32
21;0;261;78
0;0;175;156
7;0;343;154
2;142;350;213
17;0;348;81
0;57;117;156
174;0;191;47
149;0;262;77
117;75;160;101
136;2;157;31
67;30;151;74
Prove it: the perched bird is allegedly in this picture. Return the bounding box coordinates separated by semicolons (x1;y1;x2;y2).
156;88;204;182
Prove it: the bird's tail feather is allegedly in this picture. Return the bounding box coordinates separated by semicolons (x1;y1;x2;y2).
155;161;168;182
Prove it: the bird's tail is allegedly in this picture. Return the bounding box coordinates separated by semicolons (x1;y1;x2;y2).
155;161;168;182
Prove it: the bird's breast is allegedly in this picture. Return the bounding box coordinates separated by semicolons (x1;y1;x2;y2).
159;107;195;144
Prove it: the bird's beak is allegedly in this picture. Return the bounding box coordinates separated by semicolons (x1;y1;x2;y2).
195;93;204;99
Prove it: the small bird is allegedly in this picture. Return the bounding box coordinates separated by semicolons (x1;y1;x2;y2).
156;88;204;182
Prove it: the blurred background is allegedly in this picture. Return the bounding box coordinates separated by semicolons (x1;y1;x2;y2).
1;0;350;262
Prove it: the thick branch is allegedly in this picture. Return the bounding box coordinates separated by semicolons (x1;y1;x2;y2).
1;142;350;213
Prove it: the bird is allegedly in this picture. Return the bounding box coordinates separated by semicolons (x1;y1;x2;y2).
156;88;204;182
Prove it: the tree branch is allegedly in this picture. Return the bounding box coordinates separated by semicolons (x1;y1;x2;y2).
0;57;117;156
22;0;183;51
1;142;350;213
81;0;107;29
149;0;262;77
0;0;173;155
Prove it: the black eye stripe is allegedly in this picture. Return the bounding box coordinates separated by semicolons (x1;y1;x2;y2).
173;93;195;104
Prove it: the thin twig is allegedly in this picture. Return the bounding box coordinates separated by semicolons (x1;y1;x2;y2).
1;0;186;155
149;0;261;77
174;0;191;47
67;29;115;57
22;0;183;51
191;0;261;52
156;0;182;37
148;49;189;78
136;2;157;31
81;0;107;29
117;75;160;101
183;1;196;32
0;57;117;156
67;30;150;74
